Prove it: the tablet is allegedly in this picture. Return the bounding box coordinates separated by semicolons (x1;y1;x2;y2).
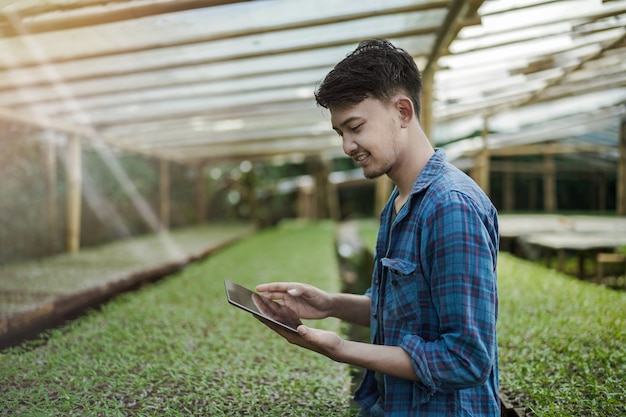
224;280;302;333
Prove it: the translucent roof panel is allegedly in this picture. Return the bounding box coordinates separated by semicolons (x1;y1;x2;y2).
0;0;624;166
435;0;626;166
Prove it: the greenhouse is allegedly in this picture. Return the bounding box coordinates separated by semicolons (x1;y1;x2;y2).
1;0;625;416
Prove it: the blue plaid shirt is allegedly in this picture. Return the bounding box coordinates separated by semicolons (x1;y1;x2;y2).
355;149;500;416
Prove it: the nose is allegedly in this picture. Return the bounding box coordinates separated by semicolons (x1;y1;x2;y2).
342;135;357;156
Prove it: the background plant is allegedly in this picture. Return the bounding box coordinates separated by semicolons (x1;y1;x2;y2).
0;221;352;416
356;219;625;416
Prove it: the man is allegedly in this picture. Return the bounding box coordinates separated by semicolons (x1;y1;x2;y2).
256;39;500;416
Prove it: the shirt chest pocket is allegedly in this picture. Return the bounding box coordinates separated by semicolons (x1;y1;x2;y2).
380;258;418;322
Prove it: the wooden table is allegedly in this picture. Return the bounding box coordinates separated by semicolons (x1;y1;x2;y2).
499;214;626;279
522;232;626;278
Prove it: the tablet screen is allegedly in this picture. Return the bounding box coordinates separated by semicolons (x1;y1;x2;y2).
224;280;302;333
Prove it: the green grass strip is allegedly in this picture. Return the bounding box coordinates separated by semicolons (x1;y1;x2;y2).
356;218;626;416
0;220;352;416
497;252;625;416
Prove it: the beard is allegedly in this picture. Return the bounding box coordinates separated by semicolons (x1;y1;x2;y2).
361;143;396;179
362;158;393;179
362;126;399;179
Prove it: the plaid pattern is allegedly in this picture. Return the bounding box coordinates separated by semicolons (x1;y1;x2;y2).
355;149;500;416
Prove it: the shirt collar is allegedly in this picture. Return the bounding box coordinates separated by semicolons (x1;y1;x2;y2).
408;148;446;195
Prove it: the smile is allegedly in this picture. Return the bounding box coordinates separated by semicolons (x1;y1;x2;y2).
354;153;370;162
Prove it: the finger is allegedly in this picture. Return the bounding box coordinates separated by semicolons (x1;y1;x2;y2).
298;325;324;345
258;291;290;302
297;325;309;337
256;317;302;344
256;282;296;293
252;293;273;315
295;326;329;356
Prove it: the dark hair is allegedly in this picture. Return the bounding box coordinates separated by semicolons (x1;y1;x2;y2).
315;39;422;119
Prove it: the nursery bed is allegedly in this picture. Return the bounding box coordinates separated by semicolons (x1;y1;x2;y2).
355;218;625;417
0;220;352;416
0;222;256;348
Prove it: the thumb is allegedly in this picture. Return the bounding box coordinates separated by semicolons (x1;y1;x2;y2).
297;325;309;336
297;325;319;342
295;326;337;359
297;325;321;343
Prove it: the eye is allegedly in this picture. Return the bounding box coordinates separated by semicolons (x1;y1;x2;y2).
350;123;363;132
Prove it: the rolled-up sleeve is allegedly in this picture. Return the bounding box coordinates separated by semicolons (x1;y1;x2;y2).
401;191;498;396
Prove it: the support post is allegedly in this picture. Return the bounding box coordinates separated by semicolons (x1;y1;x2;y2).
66;135;82;253
308;155;332;219
471;118;490;195
528;178;538;211
503;159;514;211
43;138;59;253
421;69;434;141
327;179;341;221
297;186;315;219
597;174;606;212
543;153;557;212
159;159;170;230
374;176;393;216
240;162;259;222
618;117;626;216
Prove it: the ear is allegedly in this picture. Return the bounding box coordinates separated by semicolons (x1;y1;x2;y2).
395;97;414;127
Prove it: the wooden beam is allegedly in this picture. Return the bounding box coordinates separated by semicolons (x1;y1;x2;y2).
491;27;626;117
42;137;59;253
297;186;315;220
596;173;607;212
65;135;82;253
147;135;341;164
528;179;538;211
543;153;557;212
327;179;341;221
618;116;626;216
421;67;434;140
423;0;483;80
0;107;89;137
470;117;490;194
490;160;613;175
489;142;617;157
374;176;393;217
502;159;515;211
1;1;249;36
1;1;449;69
307;155;333;219
239;162;259;222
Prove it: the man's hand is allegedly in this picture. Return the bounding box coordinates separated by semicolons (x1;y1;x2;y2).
254;283;418;382
254;316;344;360
252;293;302;331
256;282;334;320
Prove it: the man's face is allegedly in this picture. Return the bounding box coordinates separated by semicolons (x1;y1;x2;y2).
330;98;400;179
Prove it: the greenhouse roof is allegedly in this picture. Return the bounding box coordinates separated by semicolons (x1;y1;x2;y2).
1;0;625;165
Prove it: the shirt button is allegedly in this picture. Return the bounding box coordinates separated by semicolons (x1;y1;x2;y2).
392;279;398;286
